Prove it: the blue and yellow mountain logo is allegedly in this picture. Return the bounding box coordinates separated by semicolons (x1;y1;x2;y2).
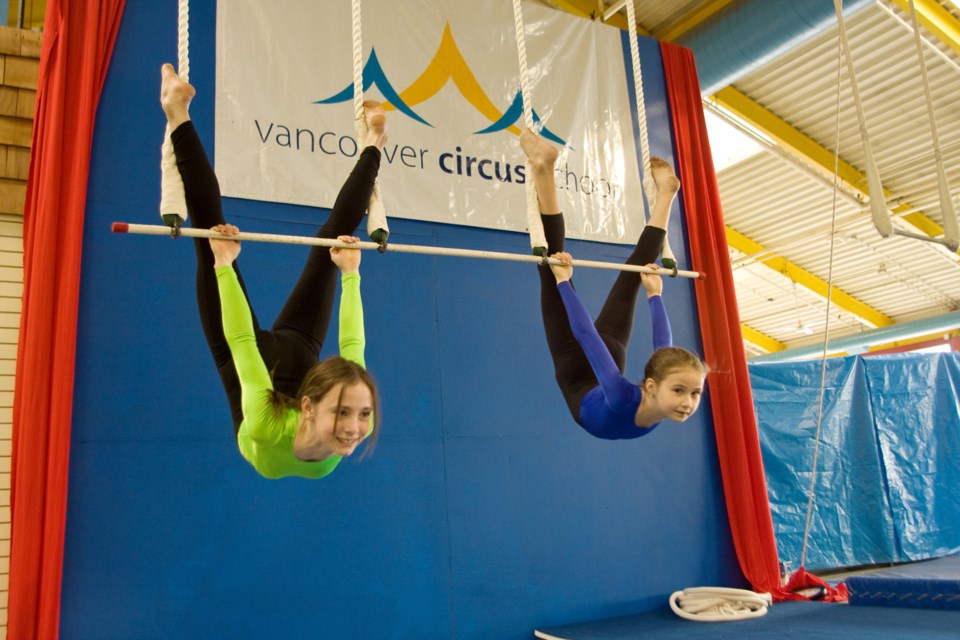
315;23;566;146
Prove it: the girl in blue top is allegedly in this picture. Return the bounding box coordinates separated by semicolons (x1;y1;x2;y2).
520;130;707;439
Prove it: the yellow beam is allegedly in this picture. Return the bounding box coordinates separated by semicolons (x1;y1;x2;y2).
711;86;952;244
549;1;953;249
866;329;960;353
725;227;895;329
544;0;649;34
890;0;960;58
741;325;786;354
711;87;867;198
888;2;960;240
542;0;595;20
657;0;735;41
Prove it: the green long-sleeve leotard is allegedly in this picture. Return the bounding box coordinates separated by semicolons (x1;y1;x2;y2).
216;265;368;479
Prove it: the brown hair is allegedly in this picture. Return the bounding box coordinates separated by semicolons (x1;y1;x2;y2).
643;346;708;383
272;356;382;456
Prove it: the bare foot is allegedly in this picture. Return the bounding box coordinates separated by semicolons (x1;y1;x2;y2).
363;100;386;133
520;129;559;172
650;156;680;194
361;100;387;149
160;63;195;128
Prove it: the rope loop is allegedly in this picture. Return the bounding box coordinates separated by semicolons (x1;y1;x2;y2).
669;587;771;622
832;0;892;238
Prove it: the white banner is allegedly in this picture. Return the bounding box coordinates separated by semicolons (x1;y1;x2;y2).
215;0;645;244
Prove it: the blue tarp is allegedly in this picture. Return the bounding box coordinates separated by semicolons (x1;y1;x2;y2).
749;353;960;571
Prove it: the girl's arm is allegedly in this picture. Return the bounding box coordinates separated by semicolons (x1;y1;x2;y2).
337;269;373;439
338;271;365;367
641;265;672;351
648;295;673;351
330;236;365;367
217;266;283;445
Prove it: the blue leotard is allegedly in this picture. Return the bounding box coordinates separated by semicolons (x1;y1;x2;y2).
557;281;672;439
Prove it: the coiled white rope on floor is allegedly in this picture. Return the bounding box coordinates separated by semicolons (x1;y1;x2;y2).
669;587;771;622
511;0;548;257
351;0;389;246
159;0;190;232
111;222;705;279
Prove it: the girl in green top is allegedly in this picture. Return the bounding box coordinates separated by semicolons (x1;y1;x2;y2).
161;63;385;478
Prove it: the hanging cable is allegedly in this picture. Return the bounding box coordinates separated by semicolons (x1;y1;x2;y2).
799;29;845;571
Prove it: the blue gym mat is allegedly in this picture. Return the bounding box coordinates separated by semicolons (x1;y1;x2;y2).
848;555;960;610
534;600;959;639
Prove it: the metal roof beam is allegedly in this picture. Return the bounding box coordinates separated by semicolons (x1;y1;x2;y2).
725;227;895;330
890;0;960;58
741;325;786;354
710;85;953;247
540;0;597;20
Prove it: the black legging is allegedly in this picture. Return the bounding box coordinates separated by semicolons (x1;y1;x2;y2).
171;122;380;434
538;214;666;421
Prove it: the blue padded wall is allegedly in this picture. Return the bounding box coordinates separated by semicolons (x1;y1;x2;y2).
60;2;742;638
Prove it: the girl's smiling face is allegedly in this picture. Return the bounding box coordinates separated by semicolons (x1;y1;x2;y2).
298;381;374;459
645;367;705;422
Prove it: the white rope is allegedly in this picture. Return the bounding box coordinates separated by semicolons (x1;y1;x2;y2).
351;0;389;245
351;0;363;126
512;0;548;256
832;0;893;238
906;0;959;252
800;36;844;569
669;588;771;622
159;0;190;229
624;0;653;217
624;0;675;269
177;0;189;82
111;222;705;279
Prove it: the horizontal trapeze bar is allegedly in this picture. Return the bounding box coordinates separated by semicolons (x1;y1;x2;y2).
111;222;705;279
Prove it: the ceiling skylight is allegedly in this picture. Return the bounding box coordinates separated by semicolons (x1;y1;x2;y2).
703;108;765;172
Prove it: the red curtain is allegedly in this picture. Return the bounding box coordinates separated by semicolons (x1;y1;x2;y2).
660;41;786;598
9;1;125;637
